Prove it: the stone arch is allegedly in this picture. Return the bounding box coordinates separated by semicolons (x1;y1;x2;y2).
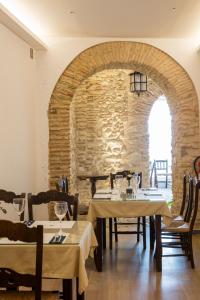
49;41;199;210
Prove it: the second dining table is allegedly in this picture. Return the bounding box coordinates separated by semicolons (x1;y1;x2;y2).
87;188;172;272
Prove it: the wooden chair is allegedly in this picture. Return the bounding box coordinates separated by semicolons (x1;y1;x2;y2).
55;177;88;219
161;177;199;268
0;189;25;221
153;160;169;188
0;220;58;299
173;175;192;222
161;175;192;242
28;190;78;221
193;156;200;179
109;171;146;250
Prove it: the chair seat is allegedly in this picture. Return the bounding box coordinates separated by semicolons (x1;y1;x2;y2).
0;291;59;300
173;215;184;222
162;222;190;233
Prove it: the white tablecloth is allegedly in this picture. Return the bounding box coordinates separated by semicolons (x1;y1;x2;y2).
0;221;97;294
88;191;171;222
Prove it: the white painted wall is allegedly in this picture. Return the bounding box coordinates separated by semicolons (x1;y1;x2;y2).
35;37;200;191
0;24;36;193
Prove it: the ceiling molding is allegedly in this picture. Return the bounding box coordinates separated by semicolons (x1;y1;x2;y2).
0;4;47;50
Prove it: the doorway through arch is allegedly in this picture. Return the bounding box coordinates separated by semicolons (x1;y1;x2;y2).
149;95;172;188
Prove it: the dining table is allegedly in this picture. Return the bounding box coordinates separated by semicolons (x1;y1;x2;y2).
0;220;98;300
87;188;172;272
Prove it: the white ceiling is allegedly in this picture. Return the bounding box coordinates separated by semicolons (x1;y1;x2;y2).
1;0;200;39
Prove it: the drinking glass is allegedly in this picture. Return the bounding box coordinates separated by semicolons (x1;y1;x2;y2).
54;201;68;236
130;174;140;198
13;198;25;220
115;175;123;195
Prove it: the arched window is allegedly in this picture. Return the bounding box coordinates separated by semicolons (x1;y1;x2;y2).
149;95;172;168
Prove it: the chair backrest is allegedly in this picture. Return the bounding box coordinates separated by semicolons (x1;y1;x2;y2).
179;175;191;219
0;220;43;300
154;160;168;172
28;190;78;221
110;171;142;189
184;176;194;223
0;189;25;221
188;178;200;231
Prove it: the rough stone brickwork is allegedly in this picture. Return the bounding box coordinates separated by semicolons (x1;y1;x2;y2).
48;41;200;219
71;69;162;202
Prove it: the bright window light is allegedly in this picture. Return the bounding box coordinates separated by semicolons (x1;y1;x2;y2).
148;95;172;167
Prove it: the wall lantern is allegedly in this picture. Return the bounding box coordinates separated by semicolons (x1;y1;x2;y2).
129;71;147;96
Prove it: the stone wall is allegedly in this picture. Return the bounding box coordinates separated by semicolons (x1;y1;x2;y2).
48;41;200;217
71;69;162;202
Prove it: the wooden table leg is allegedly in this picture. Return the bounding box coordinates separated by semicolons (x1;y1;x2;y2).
63;279;72;300
149;216;155;250
109;218;113;250
94;217;103;272
76;278;85;300
103;218;106;249
142;216;146;249
155;215;162;272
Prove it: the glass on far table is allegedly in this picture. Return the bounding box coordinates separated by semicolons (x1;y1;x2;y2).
54;201;68;236
115;175;123;189
130;174;140;198
13;198;25;220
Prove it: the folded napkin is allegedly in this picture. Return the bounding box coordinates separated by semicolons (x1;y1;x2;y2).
93;194;111;199
144;193;162;196
95;189;112;194
141;188;158;191
49;235;67;244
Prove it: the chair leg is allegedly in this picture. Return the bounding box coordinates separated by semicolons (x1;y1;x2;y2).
188;235;195;268
102;218;106;249
114;217;118;242
149;216;155;250
109;218;113;250
142;216;146;249
63;279;73;300
137;217;140;242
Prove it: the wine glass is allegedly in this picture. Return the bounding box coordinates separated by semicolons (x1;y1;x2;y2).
130;174;140;198
13;198;25;220
115;175;123;195
54;201;68;236
137;175;141;190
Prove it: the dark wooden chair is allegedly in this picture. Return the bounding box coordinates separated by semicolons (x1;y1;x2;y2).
173;175;192;222
28;190;78;221
161;177;199;268
0;220;58;299
0;189;25;221
161;175;192;241
109;171;146;250
193;156;200;179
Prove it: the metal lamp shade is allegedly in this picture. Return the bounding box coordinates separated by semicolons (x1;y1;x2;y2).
130;71;147;96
